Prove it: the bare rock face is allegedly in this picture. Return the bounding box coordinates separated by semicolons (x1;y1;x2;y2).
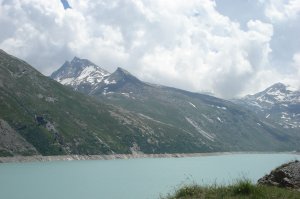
258;160;300;189
0;119;38;156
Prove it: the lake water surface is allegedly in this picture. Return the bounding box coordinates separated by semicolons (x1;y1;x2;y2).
0;153;299;199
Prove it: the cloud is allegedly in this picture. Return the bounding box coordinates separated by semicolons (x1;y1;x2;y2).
0;0;71;74
263;0;300;22
292;52;300;89
0;0;298;98
135;5;274;98
243;51;300;95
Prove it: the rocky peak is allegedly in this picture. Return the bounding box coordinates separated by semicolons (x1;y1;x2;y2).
115;67;131;75
107;67;142;85
70;56;92;66
71;56;81;63
234;82;300;129
88;67;145;95
244;82;299;104
264;83;298;96
269;82;287;90
50;57;110;89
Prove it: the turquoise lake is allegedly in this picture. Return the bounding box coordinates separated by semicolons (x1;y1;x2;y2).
0;153;299;199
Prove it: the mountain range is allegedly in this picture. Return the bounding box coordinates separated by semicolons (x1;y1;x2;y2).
233;83;300;130
52;56;300;152
0;50;299;157
2;50;212;156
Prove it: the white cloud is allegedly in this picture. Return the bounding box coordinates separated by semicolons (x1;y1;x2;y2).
263;0;300;22
243;52;300;95
0;0;129;74
136;4;274;98
0;0;298;98
292;52;300;89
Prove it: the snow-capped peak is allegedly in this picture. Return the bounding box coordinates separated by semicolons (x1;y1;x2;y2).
244;82;299;104
236;82;300;129
50;57;110;88
71;56;81;63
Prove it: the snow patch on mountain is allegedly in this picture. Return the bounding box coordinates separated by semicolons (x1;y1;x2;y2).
188;102;197;109
217;117;223;123
104;78;117;85
210;105;227;110
185;117;215;141
201;114;214;123
235;82;300;129
51;57;110;89
60;77;74;85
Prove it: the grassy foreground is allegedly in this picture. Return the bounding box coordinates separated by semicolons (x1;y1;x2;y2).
164;180;300;199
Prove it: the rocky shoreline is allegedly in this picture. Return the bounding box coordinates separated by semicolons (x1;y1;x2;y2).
258;160;300;189
0;152;228;163
0;151;298;163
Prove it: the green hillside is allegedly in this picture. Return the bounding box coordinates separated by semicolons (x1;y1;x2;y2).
0;50;217;156
1;49;300;156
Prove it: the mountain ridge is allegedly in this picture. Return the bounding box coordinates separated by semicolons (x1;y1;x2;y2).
5;49;276;156
234;82;300;129
4;50;217;156
49;56;300;153
1;50;299;157
51;57;110;94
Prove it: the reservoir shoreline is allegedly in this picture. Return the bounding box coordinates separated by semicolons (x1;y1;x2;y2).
0;151;298;163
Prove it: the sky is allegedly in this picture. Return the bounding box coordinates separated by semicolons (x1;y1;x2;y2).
0;0;299;98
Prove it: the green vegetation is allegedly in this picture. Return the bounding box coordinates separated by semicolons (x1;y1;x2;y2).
0;49;218;156
94;68;300;152
0;149;13;157
1;49;300;156
164;180;300;199
52;55;300;154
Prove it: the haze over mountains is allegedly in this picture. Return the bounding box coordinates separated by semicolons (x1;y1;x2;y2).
1;50;299;157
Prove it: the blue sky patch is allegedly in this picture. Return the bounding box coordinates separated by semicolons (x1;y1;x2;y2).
61;0;71;10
